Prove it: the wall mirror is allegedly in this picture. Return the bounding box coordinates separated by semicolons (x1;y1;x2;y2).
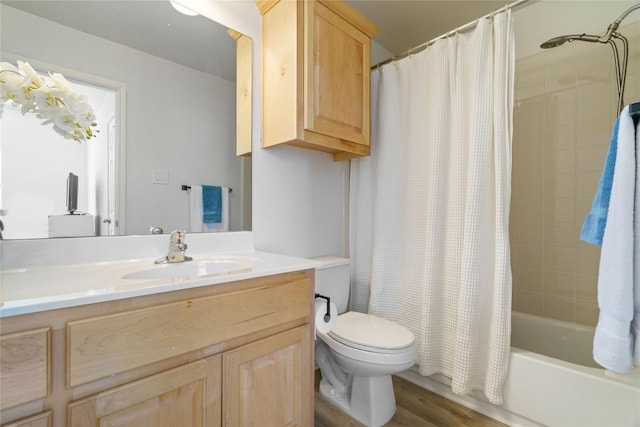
0;0;252;240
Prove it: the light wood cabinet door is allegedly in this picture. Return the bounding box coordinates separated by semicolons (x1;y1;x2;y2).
304;1;371;148
258;0;378;161
223;325;313;427
0;328;50;410
68;355;221;427
229;29;253;157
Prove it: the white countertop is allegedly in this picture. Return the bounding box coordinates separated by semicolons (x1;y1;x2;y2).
0;233;319;317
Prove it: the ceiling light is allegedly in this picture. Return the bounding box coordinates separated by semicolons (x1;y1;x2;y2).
169;1;198;16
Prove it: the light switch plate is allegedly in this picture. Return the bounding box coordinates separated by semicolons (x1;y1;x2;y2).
152;169;169;184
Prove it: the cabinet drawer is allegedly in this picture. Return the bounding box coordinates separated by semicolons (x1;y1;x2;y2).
1;410;52;427
68;275;311;387
0;328;51;410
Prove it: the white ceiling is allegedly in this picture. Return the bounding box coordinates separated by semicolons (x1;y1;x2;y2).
3;0;516;80
346;0;511;55
2;0;237;82
6;0;640;78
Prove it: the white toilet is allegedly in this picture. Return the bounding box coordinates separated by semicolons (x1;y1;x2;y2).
313;257;416;427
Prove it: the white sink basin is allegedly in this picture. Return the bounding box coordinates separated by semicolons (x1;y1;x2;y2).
122;259;253;280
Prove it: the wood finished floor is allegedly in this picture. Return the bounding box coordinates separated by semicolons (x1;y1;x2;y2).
314;371;507;427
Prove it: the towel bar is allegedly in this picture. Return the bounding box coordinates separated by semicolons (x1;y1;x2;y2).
181;185;232;193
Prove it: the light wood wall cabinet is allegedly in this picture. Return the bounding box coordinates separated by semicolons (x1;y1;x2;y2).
0;271;314;427
258;0;379;161
228;29;253;157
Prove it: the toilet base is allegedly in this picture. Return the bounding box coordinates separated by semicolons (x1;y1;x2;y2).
319;374;396;427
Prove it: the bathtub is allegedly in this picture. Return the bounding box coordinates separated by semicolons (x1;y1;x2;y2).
398;312;640;427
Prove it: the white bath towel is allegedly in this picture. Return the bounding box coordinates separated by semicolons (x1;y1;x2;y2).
593;105;638;373
188;185;229;232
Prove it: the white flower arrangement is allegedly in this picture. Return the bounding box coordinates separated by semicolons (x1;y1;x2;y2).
0;60;98;142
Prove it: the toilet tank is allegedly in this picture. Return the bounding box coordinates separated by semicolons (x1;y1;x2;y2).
312;256;351;314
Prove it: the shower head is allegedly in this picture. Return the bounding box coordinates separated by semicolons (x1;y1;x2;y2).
538;3;640;115
539;33;601;49
540;4;640;50
540;35;573;49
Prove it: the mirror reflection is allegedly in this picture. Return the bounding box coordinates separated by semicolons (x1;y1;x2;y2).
0;0;251;240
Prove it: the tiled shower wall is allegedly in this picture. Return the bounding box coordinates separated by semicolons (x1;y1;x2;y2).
511;22;640;326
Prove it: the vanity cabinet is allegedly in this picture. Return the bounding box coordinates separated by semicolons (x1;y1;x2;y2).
257;0;379;161
0;328;50;411
0;271;314;427
1;411;51;427
223;325;311;426
68;356;222;427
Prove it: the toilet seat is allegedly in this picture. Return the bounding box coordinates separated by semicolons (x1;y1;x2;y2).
328;311;414;353
319;311;416;366
330;334;412;354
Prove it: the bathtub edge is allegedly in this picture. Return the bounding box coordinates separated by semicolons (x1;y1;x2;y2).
396;367;543;427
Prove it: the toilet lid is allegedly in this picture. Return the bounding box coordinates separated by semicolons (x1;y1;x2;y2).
328;311;414;351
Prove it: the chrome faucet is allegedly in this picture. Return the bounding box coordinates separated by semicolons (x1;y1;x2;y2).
155;230;193;264
149;225;164;235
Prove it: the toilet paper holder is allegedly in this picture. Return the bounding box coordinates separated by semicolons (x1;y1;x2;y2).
314;293;331;322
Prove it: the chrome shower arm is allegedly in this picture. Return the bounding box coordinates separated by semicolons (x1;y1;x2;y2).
539;3;638;115
614;3;640;25
601;3;640;42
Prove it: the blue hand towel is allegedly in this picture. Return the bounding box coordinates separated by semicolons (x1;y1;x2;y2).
202;185;222;223
580;117;620;245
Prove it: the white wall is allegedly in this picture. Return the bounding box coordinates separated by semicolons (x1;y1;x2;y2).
1;80;114;239
1;4;243;236
1;104;90;238
371;40;394;66
189;0;350;258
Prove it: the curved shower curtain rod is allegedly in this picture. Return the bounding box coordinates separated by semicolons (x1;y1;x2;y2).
371;0;530;70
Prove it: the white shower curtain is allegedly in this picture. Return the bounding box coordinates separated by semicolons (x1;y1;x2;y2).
350;11;514;404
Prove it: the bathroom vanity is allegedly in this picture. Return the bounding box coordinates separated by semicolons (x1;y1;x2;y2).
0;233;317;427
